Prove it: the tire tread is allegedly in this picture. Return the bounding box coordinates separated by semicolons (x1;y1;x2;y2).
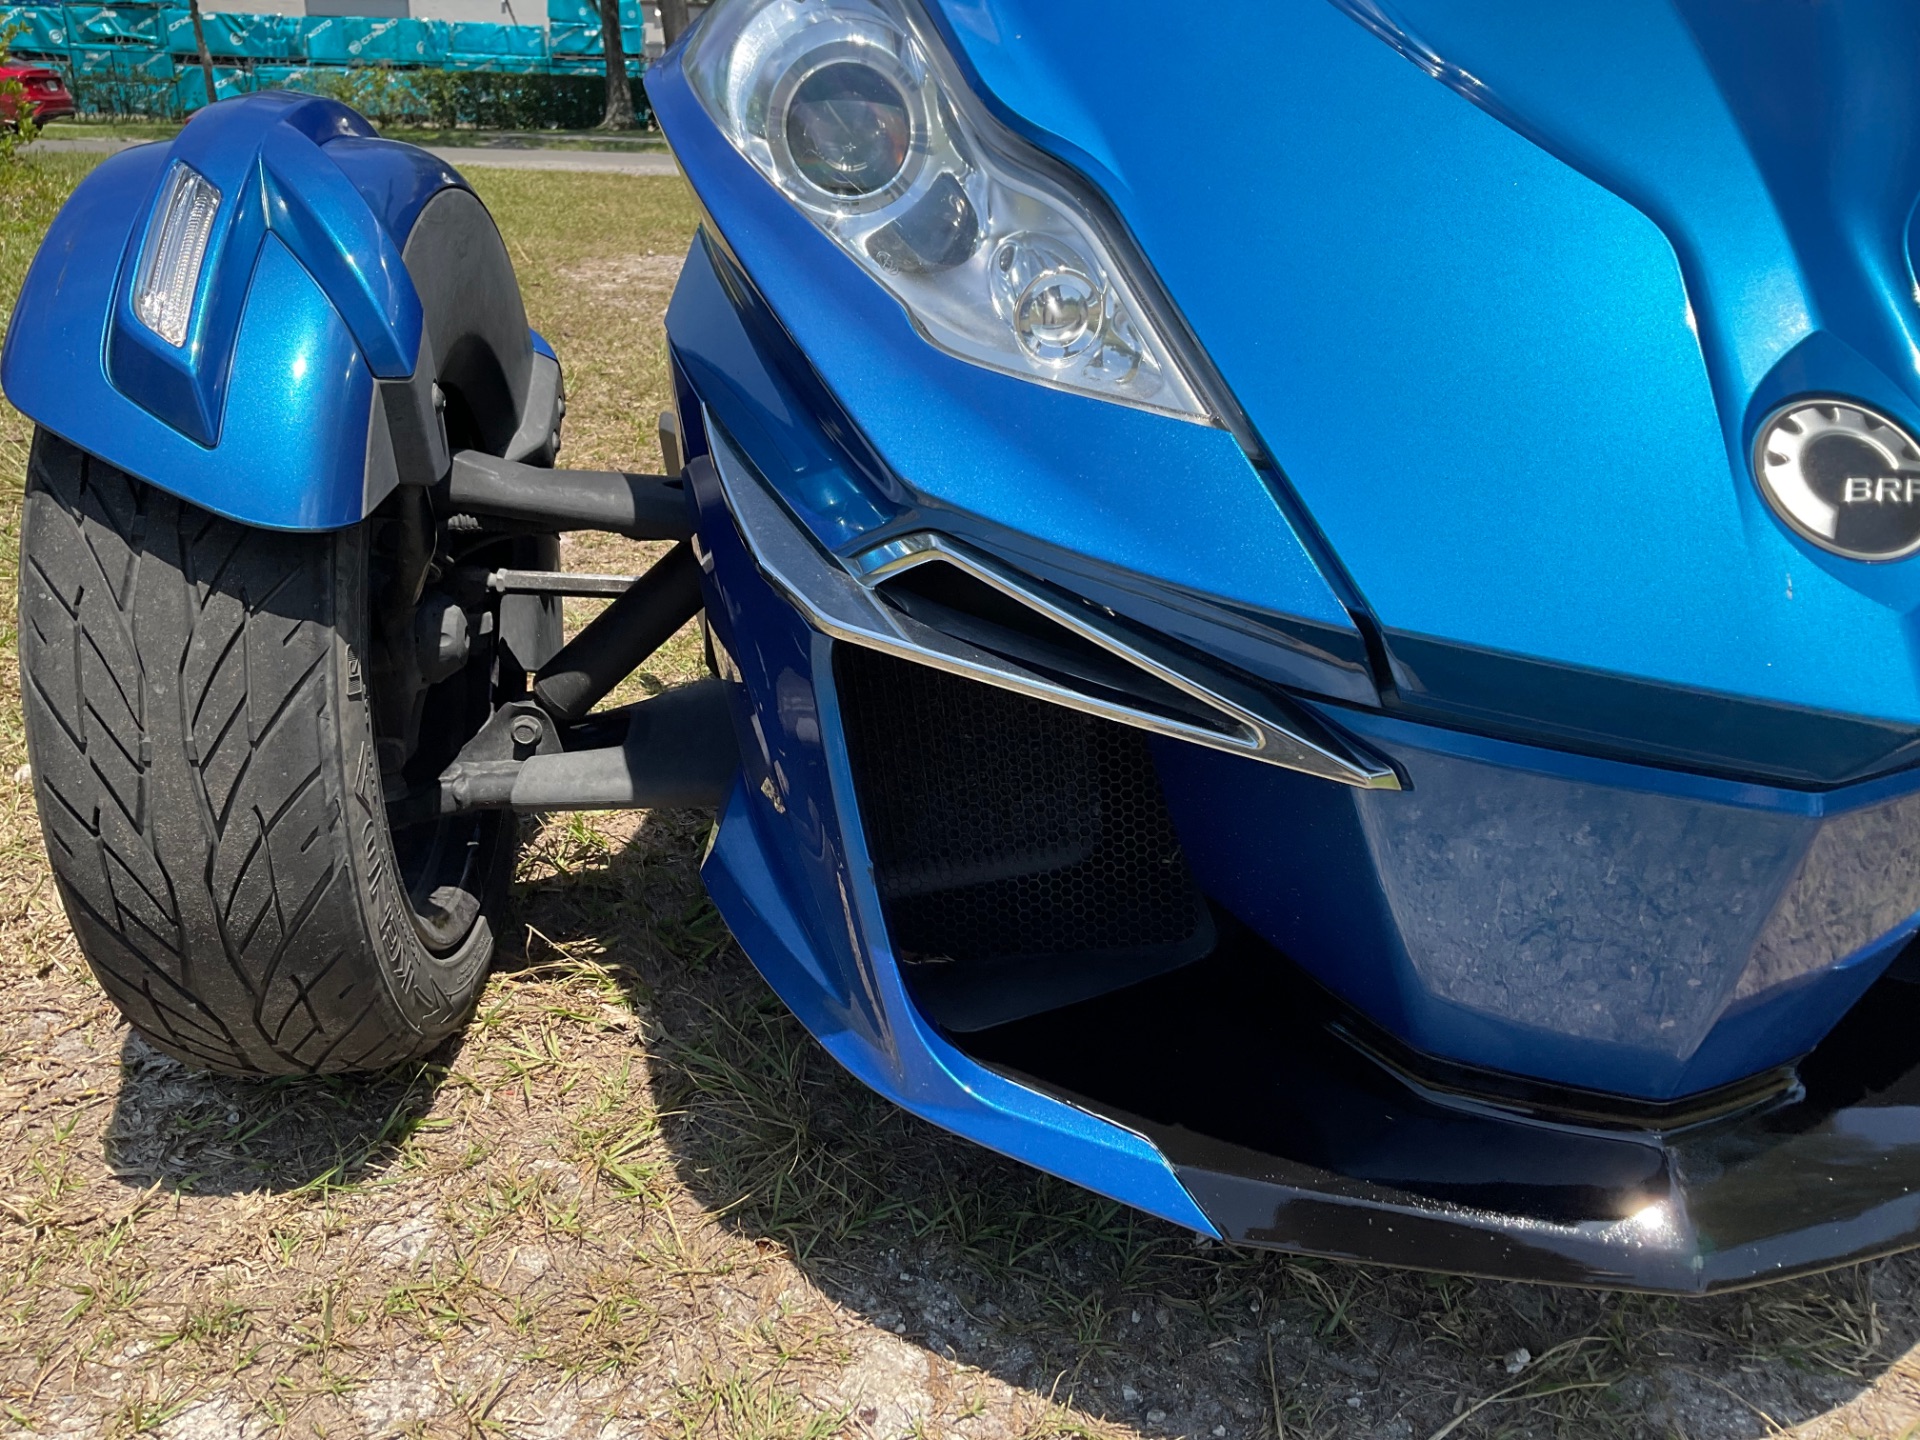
20;433;465;1076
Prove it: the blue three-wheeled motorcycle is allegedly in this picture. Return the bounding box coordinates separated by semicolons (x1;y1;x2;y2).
15;0;1920;1292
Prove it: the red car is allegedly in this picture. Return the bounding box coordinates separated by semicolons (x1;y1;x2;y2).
0;64;74;124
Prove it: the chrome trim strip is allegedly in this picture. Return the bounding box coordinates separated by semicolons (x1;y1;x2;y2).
702;422;1400;790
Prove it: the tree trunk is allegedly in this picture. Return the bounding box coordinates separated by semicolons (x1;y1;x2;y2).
598;0;634;130
658;0;689;49
187;0;216;109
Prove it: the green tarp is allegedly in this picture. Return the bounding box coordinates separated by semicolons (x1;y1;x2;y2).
2;7;72;55
159;9;303;59
3;2;646;112
548;19;639;54
544;0;641;30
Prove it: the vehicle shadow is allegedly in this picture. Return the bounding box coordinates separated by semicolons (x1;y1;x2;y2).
101;1027;458;1197
520;809;1920;1440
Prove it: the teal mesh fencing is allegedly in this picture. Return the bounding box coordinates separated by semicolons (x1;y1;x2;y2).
71;39;168;72
543;0;641;31
171;59;252;107
1;1;652;117
5;7;70;53
65;5;156;43
159;9;303;58
448;19;547;60
300;16;448;65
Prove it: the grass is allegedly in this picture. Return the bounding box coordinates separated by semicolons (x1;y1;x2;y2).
0;152;1914;1439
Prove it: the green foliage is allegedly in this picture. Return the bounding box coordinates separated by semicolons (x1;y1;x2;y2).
0;24;42;160
312;66;646;131
62;56;178;121
58;58;652;130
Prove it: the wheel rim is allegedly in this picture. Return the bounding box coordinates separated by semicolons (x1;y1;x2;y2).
390;640;503;954
367;515;531;958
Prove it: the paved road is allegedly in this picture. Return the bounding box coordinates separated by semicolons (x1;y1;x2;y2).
27;135;680;176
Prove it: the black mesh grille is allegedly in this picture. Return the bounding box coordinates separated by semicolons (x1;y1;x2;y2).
834;646;1208;970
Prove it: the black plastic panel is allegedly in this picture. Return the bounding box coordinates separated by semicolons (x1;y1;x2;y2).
959;927;1920;1292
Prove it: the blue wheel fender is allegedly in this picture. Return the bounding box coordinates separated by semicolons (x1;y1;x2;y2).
1;92;531;530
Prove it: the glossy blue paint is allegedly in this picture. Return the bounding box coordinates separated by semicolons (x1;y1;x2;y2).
10;0;1907;1232
2;92;464;530
669;226;1378;704
667;228;903;551
922;0;1920;777
102;93;423;443
650;56;1362;644
659;0;1920;1115
685;421;1219;1236
1154;704;1920;1099
4;144;380;529
316;133;468;255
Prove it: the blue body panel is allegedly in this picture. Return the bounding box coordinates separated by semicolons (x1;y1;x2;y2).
650;61;1363;646
922;0;1920;773
656;0;1920;1137
665;229;1376;700
685;421;1218;1236
673;204;1920;1103
667;224;1914;1165
1;92;464;530
1156;710;1920;1099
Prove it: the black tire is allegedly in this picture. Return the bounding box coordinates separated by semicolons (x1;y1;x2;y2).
19;431;511;1076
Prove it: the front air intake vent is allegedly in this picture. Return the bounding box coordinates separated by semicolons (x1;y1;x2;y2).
835;645;1214;1031
702;426;1399;787
871;558;1234;736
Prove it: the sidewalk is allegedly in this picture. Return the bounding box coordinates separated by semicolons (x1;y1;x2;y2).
26;135;681;176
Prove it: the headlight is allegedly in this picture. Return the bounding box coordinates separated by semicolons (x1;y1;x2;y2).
685;0;1210;421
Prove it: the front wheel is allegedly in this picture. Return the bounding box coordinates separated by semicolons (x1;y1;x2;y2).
20;431;521;1075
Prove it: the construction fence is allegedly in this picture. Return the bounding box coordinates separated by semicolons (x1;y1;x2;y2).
4;0;652;124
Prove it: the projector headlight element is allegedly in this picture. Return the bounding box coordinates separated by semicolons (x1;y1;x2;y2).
685;0;1208;421
133;162;221;349
782;58;913;198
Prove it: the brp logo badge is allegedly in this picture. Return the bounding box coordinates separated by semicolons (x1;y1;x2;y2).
1755;400;1920;560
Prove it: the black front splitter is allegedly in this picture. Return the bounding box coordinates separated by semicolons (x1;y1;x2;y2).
961;933;1920;1293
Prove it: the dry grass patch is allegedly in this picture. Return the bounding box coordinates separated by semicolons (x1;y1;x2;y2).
0;158;1915;1439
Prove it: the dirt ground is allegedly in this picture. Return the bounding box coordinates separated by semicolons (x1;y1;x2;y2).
1;158;1919;1440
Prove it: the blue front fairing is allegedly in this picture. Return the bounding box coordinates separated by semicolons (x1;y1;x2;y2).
652;0;1920;1274
680;365;1219;1238
651;60;1368;675
1157;711;1920;1098
922;0;1920;786
2;92;466;530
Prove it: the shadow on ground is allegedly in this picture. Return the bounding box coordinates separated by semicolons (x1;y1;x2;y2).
87;802;1920;1436
507;810;1920;1440
102;1030;457;1196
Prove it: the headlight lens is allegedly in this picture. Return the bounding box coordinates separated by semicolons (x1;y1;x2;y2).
783;60;912;197
685;0;1209;421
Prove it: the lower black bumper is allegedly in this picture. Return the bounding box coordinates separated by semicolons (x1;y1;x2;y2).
960;935;1920;1293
